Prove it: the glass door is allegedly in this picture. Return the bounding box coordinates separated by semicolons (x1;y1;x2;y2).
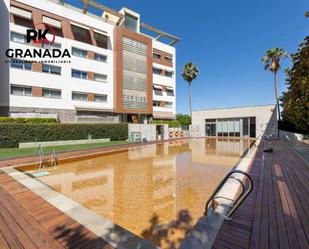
206;123;216;136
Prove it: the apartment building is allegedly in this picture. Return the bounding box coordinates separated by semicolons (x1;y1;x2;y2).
0;0;179;123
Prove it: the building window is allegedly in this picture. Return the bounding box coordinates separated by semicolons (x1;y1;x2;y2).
94;73;107;82
124;13;138;32
72;25;88;37
153;85;163;96
165;71;173;77
42;16;63;36
94;33;108;49
72;47;87;58
205;121;216;137
216;118;241;137
11;85;32;96
94;53;107;62
71;24;92;44
10;59;32;70
11;6;34;29
72;92;88;101
153;53;161;59
165;56;173;63
42;64;61;75
243;118;249;136
250;117;256;137
165;102;173;108
166;88;174;96
153;101;161;107
72;69;88;79
94;94;107;103
11;32;26;43
154;89;163;95
42;42;61;49
153;67;162;75
43;89;61;98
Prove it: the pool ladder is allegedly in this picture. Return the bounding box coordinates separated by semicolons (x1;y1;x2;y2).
38;145;58;168
204;169;253;220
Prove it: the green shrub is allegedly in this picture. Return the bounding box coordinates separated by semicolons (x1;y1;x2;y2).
176;114;191;126
0;123;128;148
0;117;58;124
153;120;181;128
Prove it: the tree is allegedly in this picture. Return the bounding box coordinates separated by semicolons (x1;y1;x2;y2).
176;114;191;126
281;37;309;132
181;62;199;117
261;48;288;122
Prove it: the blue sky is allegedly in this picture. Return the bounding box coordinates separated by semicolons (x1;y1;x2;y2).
69;0;308;114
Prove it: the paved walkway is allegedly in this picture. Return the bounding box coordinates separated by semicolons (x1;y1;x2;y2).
213;139;309;249
0;172;115;249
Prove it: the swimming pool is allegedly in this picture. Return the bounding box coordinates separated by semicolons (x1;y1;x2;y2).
17;138;254;248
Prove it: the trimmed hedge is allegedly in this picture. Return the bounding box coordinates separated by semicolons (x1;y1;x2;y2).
0;117;58;124
0;123;128;148
153;120;181;128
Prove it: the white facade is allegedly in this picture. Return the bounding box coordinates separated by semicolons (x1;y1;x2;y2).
191;105;278;139
0;0;10;113
1;0;178;123
152;40;177;116
9;23;114;111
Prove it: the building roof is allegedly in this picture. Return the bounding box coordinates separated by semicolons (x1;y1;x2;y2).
193;104;276;113
55;0;180;45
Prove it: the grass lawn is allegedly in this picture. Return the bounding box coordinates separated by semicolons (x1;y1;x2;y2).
0;141;132;161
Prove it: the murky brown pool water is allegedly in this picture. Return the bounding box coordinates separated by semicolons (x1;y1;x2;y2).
19;138;254;248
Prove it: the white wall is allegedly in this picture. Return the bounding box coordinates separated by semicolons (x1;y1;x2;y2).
128;124;169;141
192;105;277;138
0;0;10;111
9;1;115;112
152;40;176;115
129;124;157;141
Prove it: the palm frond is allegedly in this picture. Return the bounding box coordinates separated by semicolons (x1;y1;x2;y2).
181;62;199;83
261;47;288;72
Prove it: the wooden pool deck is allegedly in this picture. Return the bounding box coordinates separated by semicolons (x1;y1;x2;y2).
213;139;309;249
0;172;115;249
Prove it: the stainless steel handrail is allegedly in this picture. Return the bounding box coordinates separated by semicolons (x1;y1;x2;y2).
204;169;253;220
50;148;58;166
38;145;46;168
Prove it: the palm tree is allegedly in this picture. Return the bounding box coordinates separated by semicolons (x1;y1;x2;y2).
181;62;199;117
261;48;288;122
